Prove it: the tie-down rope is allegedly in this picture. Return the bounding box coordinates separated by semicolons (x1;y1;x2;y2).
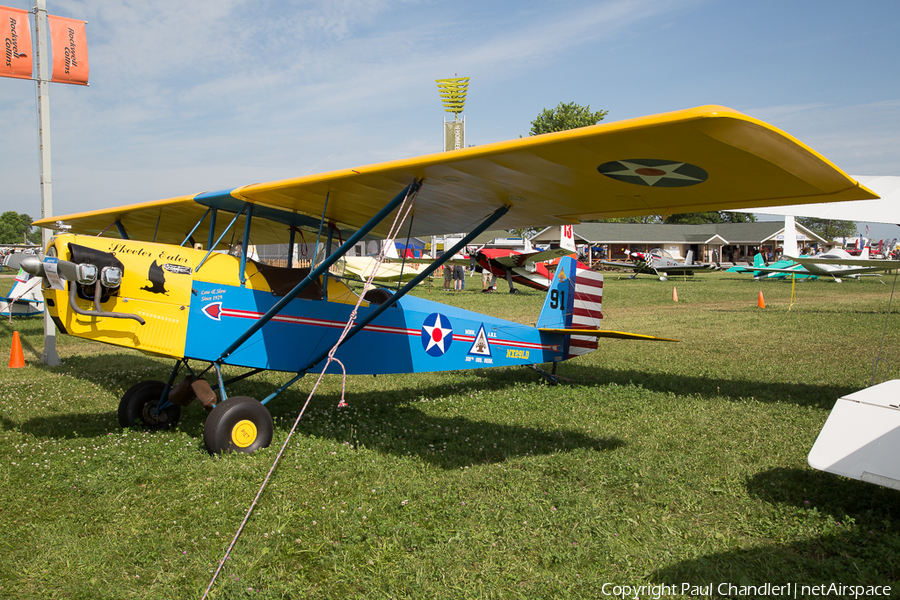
202;185;420;599
5;277;42;324
869;267;900;386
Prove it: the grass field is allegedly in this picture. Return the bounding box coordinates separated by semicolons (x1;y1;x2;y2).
2;271;900;599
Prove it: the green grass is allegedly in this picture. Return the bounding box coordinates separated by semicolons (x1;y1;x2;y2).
2;272;900;598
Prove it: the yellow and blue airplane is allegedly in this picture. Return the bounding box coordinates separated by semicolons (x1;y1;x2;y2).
23;105;877;454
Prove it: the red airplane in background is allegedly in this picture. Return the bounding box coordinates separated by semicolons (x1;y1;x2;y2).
474;225;585;293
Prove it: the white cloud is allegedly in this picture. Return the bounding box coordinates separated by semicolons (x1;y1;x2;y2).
749;101;900;175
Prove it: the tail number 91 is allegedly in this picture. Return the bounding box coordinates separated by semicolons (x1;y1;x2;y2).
550;289;566;311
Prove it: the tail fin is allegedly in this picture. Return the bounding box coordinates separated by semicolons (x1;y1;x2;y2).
384;239;400;259
751;253;766;277
782;216;799;258
537;256;603;358
685;250;694;265
559;225;576;253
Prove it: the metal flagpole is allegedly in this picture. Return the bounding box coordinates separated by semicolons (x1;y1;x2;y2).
34;0;60;365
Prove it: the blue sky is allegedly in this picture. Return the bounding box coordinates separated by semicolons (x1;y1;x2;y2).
2;0;899;239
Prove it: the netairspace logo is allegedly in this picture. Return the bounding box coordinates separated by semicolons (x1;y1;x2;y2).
600;582;893;599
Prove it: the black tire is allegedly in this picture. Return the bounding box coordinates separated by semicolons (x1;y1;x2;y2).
203;396;274;455
118;380;181;429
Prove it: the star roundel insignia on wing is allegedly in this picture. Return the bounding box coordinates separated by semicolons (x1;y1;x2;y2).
421;312;453;357
597;159;708;187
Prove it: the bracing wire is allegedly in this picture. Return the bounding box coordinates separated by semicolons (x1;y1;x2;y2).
869;267;900;386
201;183;420;599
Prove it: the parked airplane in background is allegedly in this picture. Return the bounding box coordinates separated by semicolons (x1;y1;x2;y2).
0;271;43;317
785;250;900;273
727;253;815;280
473;225;578;293
399;225;579;293
21;105;878;456
341;239;432;285
745;248;896;282
598;248;713;281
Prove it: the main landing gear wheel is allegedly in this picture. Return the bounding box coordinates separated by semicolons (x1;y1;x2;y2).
203;396;274;455
118;380;181;429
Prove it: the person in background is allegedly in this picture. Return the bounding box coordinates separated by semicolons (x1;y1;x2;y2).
481;267;493;292
442;264;452;291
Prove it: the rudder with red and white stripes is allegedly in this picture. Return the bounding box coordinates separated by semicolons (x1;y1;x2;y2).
568;262;603;357
536;256;603;359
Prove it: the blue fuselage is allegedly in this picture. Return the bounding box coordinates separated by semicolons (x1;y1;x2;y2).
185;285;566;375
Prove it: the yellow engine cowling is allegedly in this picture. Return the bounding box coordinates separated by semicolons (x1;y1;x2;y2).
44;234;197;358
42;234;368;358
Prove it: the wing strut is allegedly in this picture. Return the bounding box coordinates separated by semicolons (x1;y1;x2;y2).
394;210;417;291
196;205;248;271
287;226;296;269
206;208;218;251
322;223;335;300
180;207;213;248
301;203;510;374
239;204;254;286
217;179;423;364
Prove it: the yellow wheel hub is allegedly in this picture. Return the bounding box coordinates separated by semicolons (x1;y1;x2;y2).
231;419;258;448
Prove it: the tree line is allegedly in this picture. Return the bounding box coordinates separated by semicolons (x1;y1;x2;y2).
0;211;41;245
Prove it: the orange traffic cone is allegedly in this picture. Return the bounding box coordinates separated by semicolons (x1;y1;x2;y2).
757;291;766;309
672;287;679;302
8;331;24;368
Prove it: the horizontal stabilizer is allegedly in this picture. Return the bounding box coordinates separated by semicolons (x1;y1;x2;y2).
539;328;678;342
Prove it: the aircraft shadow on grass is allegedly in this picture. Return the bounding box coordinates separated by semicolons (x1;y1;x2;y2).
9;402;624;470
650;468;900;586
19;337;859;414
557;364;859;410
6;349;859;466
746;467;900;524
10;355;625;469
650;533;899;589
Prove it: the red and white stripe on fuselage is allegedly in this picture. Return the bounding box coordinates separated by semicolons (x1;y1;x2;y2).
568;263;604;358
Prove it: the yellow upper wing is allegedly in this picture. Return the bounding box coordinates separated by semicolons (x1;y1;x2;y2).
35;105;877;246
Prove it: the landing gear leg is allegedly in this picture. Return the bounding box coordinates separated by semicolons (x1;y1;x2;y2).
528;364;560;385
506;270;519;293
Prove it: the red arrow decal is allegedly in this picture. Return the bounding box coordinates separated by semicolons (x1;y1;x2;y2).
203;302;222;321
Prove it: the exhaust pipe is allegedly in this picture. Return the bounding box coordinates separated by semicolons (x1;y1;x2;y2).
21;255;145;325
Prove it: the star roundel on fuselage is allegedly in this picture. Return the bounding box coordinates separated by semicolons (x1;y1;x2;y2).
597;159;708;187
421;312;453;357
